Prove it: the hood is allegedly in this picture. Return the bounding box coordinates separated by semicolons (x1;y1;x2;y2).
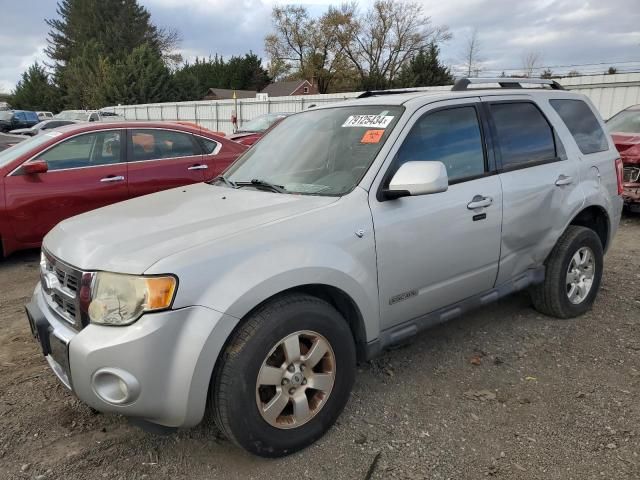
44;183;338;274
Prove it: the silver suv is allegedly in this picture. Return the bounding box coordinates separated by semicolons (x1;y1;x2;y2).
26;78;624;457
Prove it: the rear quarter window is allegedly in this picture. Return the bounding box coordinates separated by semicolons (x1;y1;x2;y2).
550;99;608;154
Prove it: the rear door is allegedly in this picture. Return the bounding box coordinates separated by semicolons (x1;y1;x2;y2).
4;129;127;243
126;128;207;198
483;96;584;284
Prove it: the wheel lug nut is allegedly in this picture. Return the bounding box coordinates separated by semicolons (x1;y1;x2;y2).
282;378;289;385
302;379;307;385
288;388;296;395
287;364;295;372
300;364;305;372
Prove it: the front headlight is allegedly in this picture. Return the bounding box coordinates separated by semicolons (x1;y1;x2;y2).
88;272;177;326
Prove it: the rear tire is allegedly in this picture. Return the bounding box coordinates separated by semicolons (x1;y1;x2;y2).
530;226;603;318
211;293;356;457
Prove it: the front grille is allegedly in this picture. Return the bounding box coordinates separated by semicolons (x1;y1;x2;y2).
40;251;86;330
623;166;640;183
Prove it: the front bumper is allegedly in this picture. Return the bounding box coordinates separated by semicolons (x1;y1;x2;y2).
26;284;238;428
622;183;640;208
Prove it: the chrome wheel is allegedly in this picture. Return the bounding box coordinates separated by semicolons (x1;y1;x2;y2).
566;246;595;304
255;330;336;429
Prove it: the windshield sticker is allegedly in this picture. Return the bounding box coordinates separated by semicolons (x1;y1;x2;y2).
360;129;385;144
342;115;394;128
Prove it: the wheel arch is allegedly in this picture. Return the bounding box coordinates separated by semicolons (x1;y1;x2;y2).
568;204;610;251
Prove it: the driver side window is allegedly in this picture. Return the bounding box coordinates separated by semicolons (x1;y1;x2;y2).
395;106;486;183
36;131;122;171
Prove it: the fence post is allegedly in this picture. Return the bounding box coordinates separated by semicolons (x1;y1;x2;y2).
267;100;271;113
134;107;138;120
146;105;150;120
194;104;198;125
301;97;305;111
160;105;164;120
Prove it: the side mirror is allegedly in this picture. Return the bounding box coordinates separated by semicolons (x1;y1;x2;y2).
384;161;448;199
23;160;48;175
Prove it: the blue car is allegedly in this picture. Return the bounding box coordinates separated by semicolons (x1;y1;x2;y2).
0;110;40;132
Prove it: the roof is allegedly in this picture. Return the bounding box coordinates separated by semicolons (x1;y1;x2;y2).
260;80;311;97
205;88;256;99
314;87;584;111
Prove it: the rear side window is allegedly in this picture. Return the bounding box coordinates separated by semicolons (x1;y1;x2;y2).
550;99;608;154
395;106;486;182
197;137;220;154
490;102;556;169
130;129;200;161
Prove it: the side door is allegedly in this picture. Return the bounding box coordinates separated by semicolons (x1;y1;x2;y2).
4;129;127;243
369;99;503;330
126;128;207;198
482;97;584;284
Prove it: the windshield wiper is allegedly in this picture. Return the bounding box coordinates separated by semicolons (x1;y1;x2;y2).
210;175;237;188
235;179;287;193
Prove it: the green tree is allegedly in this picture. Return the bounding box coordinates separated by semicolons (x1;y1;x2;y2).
396;44;453;87
11;63;61;111
108;44;173;105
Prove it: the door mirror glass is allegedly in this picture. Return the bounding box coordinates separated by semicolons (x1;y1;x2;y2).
23;160;49;175
385;161;448;199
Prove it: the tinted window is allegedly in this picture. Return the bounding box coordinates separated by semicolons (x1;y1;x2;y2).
130;129;199;161
26;112;39;122
395;106;485;182
490;102;556;168
37;131;122;170
197;137;219;154
550;99;608;154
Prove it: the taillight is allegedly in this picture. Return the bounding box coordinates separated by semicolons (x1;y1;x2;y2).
615;157;624;195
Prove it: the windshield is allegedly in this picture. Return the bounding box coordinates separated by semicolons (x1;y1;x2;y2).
0;131;60;168
225;105;403;196
0;111;12;121
238;114;288;133
607;109;640;134
55;111;90;121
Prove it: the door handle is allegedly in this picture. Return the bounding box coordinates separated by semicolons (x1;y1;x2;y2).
467;195;493;210
555;174;573;186
100;175;125;183
187;164;208;171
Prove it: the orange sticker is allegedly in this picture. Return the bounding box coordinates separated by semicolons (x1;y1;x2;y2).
360;129;385;144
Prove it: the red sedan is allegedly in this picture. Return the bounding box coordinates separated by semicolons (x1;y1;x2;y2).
0;122;247;256
607;105;640;211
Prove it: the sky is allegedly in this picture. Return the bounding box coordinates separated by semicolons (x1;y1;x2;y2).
1;0;639;93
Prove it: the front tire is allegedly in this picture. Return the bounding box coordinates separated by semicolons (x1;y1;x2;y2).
211;293;356;457
530;226;603;318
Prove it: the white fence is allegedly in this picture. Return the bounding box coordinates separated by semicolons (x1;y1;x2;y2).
103;73;640;134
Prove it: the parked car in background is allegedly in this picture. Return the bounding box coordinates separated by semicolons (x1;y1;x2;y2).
0;110;40;132
0;133;25;152
0;121;246;256
25;78;623;457
37;111;54;121
227;112;291;146
55;110;101;122
10;119;78;136
607;105;640;211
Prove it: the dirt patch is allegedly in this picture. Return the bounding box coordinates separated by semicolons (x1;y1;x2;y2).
1;214;639;479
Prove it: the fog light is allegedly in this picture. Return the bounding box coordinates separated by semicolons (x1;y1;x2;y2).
92;368;140;405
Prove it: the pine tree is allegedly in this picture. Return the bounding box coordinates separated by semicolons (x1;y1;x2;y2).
396;44;453;88
11;63;61;111
108;44;173;105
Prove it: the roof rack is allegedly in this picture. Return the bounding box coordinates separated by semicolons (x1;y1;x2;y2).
357;89;421;98
451;77;564;91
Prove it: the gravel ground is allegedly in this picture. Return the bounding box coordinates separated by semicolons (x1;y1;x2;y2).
1;214;639;480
